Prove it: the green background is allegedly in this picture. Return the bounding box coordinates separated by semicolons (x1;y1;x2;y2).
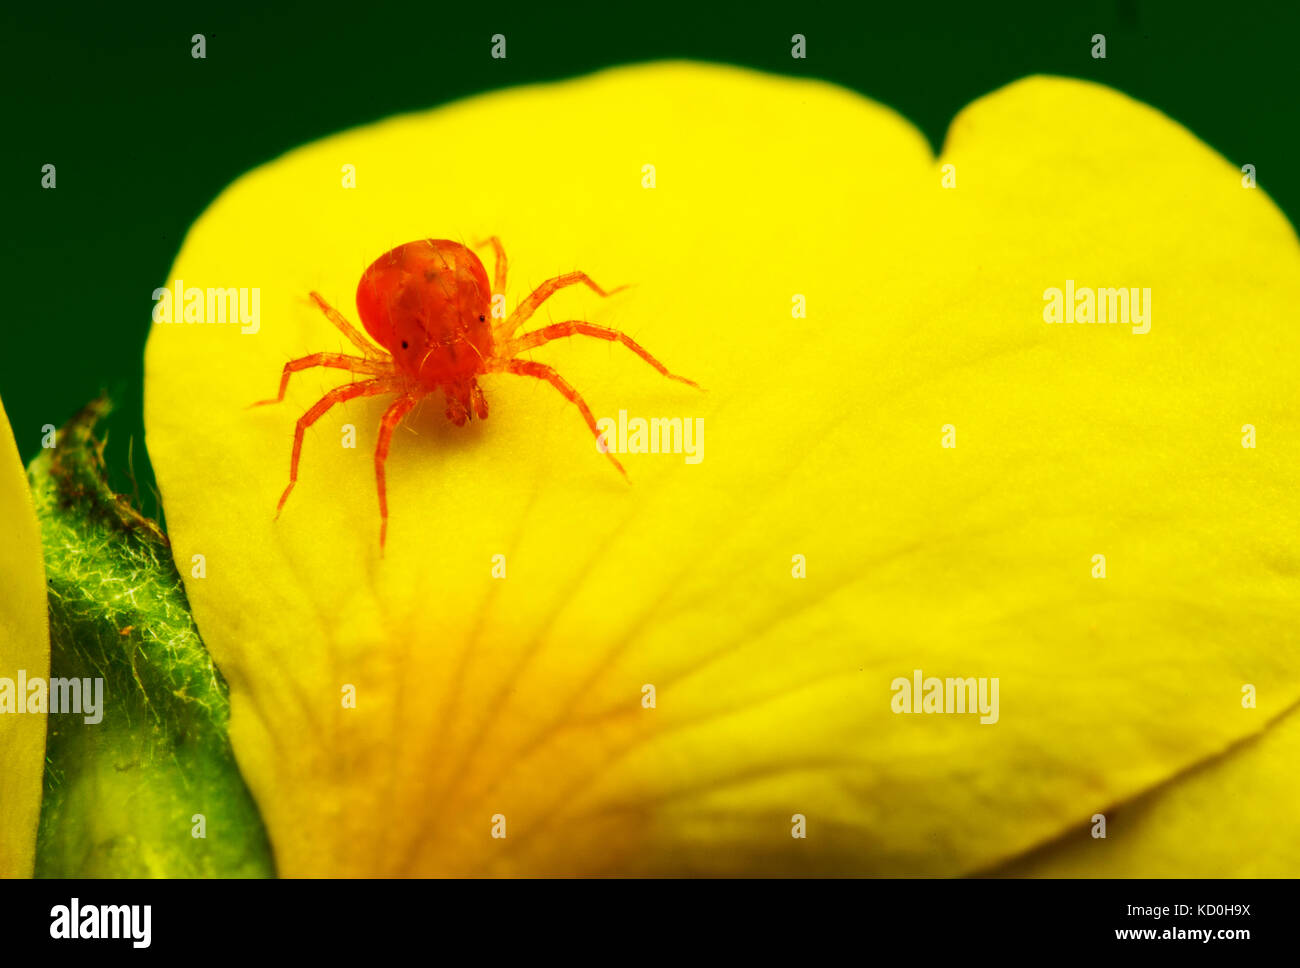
3;0;1296;511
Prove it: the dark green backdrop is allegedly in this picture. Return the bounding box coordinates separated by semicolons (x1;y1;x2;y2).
3;0;1296;510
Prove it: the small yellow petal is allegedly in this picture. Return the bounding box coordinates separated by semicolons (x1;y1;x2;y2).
996;701;1300;876
0;396;50;878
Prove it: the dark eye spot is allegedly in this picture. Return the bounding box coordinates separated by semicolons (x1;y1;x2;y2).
401;340;409;349
478;314;486;322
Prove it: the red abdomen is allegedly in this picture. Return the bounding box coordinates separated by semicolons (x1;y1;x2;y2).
355;240;494;388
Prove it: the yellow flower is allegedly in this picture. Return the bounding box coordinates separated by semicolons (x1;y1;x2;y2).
0;396;50;878
144;62;1300;875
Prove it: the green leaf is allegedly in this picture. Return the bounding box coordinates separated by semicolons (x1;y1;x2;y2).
29;398;274;877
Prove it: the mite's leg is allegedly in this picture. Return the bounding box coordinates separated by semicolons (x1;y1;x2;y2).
496;271;628;342
276;378;391;516
504;321;702;389
309;291;383;357
470;381;489;420
473;236;508;294
373;393;420;550
496;358;626;478
252;352;391;407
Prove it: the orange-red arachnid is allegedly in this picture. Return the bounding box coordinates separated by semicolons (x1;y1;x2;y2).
254;238;702;548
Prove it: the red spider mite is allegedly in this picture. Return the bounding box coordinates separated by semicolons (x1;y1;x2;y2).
253;238;702;549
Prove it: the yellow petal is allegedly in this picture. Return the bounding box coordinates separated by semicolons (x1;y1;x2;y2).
995;700;1300;876
145;63;1300;874
0;397;50;877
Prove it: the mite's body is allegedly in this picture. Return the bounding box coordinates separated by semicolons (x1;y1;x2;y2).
356;241;494;424
255;238;701;548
